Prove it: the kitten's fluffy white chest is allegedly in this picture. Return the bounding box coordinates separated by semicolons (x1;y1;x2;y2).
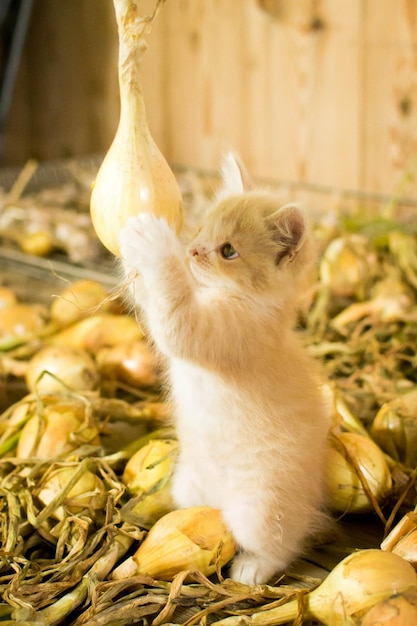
169;357;237;440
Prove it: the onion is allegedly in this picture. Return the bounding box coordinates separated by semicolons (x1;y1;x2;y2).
123;439;177;493
319;235;375;299
381;510;417;568
25;345;99;393
96;339;158;388
0;286;17;310
112;506;236;581
122;439;178;526
371;390;417;468
36;465;107;522
326;431;392;514
331;272;415;333
360;590;417;625
16;398;100;458
90;0;183;257
0;303;49;350
327;384;369;436
18;230;54;257
50;280;112;327
49;314;143;354
214;550;417;626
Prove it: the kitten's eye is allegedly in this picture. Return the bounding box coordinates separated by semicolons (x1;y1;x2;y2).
220;243;239;259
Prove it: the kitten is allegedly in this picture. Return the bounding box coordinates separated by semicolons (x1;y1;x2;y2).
119;154;331;585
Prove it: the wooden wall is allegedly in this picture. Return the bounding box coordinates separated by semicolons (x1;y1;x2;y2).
3;0;417;201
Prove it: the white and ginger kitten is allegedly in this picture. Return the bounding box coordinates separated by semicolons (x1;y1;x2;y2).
119;155;331;585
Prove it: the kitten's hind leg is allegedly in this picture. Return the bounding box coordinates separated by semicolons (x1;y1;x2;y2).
171;459;207;508
223;501;297;586
230;552;281;586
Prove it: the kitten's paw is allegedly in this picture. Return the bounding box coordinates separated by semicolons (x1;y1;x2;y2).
119;213;181;272
230;553;278;586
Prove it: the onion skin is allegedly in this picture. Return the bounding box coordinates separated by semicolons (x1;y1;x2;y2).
36;466;107;522
122;439;178;526
381;511;417;568
319;235;375;299
19;230;54;257
214;550;417;626
0;287;17;310
326;432;392;514
50;280;112;327
122;439;178;494
371;390;417;468
49;314;143;354
90;0;183;257
360;590;417;626
0;303;49;349
16;400;100;459
112;506;236;581
25;345;99;393
96;339;158;387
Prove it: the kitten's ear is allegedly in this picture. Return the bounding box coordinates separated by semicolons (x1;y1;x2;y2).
217;152;252;198
268;204;307;265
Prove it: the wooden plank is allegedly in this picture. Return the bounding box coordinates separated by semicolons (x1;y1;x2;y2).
363;0;417;200
152;0;362;190
2;0;119;163
1;0;417;201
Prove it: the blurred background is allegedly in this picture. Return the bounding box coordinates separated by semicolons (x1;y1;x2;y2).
1;0;417;202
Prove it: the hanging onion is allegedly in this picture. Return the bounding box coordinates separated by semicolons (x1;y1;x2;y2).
90;0;183;257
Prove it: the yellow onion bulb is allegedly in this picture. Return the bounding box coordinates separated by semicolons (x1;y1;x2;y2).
0;286;17;310
25;345;99;393
36;465;107;522
381;511;417;568
112;506;236;581
96;340;158;388
326;432;392;514
50;280;112;327
360;590;417;626
371;390;417;468
16;400;100;459
319;235;375;299
0;303;49;349
122;439;178;526
238;549;417;626
50;314;143;354
123;439;178;494
90;0;183;256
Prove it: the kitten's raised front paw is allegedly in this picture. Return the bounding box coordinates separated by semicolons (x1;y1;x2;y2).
119;213;180;272
230;553;278;586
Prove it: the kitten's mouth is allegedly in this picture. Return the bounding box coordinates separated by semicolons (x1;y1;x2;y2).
189;257;209;283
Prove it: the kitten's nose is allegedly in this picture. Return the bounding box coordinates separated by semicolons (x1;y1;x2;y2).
189;244;207;257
